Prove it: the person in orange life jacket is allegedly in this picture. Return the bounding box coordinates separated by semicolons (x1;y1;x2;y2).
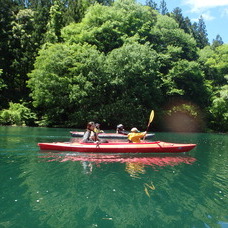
116;124;128;135
128;128;147;143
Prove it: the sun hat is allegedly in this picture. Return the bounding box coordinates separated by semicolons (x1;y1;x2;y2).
131;127;139;132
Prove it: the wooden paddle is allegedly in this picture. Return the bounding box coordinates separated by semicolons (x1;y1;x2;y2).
143;110;154;140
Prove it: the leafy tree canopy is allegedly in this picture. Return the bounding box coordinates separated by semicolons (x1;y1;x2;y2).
199;44;228;86
62;0;157;53
27;0;214;130
28;43;107;126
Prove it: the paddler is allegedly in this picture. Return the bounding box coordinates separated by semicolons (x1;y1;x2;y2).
128;128;147;143
116;124;128;135
81;121;108;143
94;123;104;134
81;121;98;143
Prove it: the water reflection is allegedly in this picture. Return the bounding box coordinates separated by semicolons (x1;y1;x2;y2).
39;153;196;178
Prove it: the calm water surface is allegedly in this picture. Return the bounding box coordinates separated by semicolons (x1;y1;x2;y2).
0;126;227;228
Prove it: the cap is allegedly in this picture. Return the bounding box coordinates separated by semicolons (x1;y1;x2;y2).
117;124;123;128
131;127;139;132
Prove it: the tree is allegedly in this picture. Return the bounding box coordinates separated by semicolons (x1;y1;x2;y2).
209;81;228;132
0;102;36;126
170;8;192;34
27;43;108;127
45;0;64;43
197;16;209;48
198;46;217;82
162;60;211;107
62;0;91;24
103;41;162;127
191;16;209;49
183;16;193;34
0;69;6;91
151;14;198;60
10;9;37;98
28;0;212;130
159;0;168;15
212;34;224;49
204;44;228;86
27;40;163;128
198;44;228;132
0;0;19;108
145;0;158;10
61;0;156;53
0;0;52;108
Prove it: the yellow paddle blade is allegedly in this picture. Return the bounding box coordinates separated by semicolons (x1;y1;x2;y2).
148;110;154;125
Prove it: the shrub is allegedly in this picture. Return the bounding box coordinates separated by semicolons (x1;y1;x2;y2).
0;102;36;126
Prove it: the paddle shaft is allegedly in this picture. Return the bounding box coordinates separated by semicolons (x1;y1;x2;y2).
143;110;154;140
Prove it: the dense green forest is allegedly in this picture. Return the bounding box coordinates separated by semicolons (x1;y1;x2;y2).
0;0;227;132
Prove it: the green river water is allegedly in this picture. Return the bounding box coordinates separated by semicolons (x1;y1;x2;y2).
0;126;227;228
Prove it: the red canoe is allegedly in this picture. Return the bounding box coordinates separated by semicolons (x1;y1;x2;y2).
38;141;196;153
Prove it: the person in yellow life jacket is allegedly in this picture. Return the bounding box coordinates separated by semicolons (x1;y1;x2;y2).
128;128;147;143
94;123;104;134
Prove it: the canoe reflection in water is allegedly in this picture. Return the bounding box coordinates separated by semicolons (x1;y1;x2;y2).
41;153;196;177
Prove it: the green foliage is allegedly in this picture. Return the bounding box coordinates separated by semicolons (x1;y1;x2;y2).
28;0;222;131
103;41;162;127
0;0;19;108
45;0;64;43
145;0;158;10
1;0;227;131
0;0;91;110
13;10;37;76
166;103;199;118
148;14;198;61
209;44;228;82
190;17;209;49
199;44;228;86
212;35;224;49
0;102;36;126
0;69;5;90
209;82;228;132
162;60;211;107
62;0;156;53
62;0;91;24
196;16;209;49
198;44;228;131
28;43;108;126
159;0;168;15
62;0;197;60
170;8;193;37
28;39;163;128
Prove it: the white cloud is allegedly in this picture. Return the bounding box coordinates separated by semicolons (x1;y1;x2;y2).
183;0;228;12
190;11;215;22
201;11;215;20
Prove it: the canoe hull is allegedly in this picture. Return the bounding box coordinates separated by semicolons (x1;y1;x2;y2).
38;141;196;153
70;131;154;139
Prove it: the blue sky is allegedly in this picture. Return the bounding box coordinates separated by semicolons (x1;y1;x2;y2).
138;0;228;44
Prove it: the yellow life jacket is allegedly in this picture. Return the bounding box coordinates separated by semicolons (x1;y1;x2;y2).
127;132;146;143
